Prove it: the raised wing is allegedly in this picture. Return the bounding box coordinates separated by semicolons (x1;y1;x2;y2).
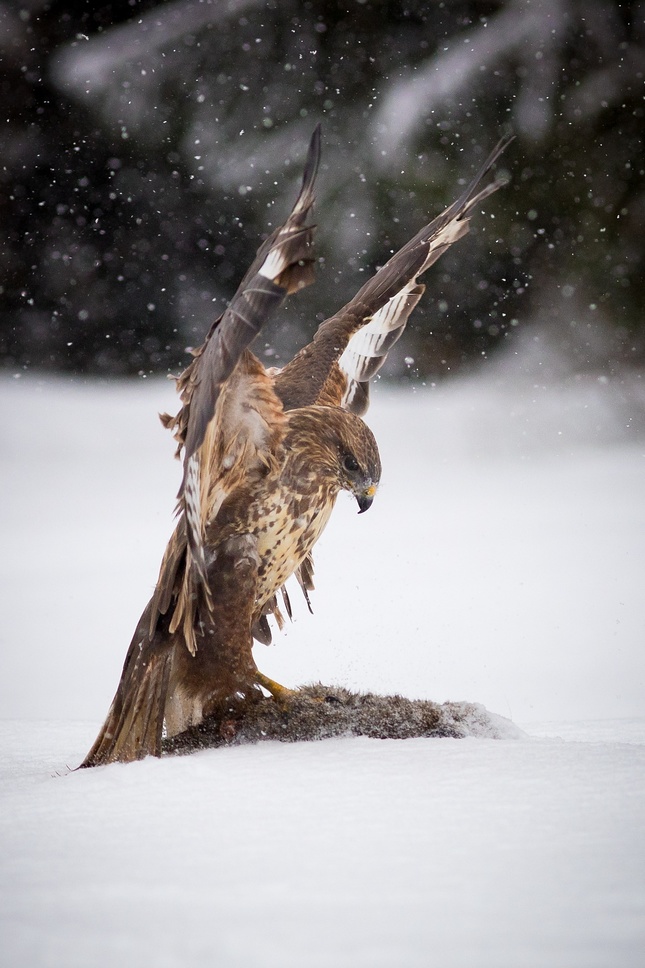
160;126;321;623
154;351;287;655
275;134;513;415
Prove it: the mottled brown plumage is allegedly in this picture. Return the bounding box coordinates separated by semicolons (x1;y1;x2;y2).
82;391;380;765
81;127;510;766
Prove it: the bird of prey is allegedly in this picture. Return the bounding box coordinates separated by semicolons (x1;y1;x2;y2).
81;126;511;766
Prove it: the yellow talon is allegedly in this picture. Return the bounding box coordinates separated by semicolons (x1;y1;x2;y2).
255;672;297;703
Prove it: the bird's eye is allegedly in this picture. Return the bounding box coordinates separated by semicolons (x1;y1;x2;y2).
342;454;360;473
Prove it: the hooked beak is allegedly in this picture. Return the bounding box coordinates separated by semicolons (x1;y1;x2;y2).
356;484;377;514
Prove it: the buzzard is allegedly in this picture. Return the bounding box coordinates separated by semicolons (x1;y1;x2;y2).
82;126;511;766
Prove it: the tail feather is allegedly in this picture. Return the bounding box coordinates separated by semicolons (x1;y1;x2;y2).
81;532;263;767
80;608;173;767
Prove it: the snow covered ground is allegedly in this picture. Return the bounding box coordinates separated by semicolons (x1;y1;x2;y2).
1;333;644;966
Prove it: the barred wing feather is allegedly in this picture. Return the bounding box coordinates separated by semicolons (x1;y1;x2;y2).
275;133;512;415
160;126;321;614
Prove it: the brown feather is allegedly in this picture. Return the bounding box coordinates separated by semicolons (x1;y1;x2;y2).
275;134;512;412
166;350;287;656
80;604;175;766
162;125;321;466
160;126;321;620
82;128;510;766
83;399;381;765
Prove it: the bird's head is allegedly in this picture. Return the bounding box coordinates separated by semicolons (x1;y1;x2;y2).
284;405;381;512
338;436;380;513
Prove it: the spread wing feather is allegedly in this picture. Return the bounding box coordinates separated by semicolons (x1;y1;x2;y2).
158;126;321;640
275;134;512;415
165;123;320;466
337;282;425;414
157;352;287;656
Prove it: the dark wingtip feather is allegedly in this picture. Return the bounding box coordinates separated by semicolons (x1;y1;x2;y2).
456;132;514;217
173;128;322;475
304;124;322;189
290;123;321;219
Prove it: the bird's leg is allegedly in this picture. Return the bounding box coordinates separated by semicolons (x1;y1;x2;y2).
255;671;297;704
255;671;330;709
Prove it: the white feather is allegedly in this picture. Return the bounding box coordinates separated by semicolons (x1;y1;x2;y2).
338;282;423;385
258;246;289;280
184;454;202;543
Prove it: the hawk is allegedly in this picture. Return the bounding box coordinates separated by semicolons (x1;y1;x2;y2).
82;126;511;766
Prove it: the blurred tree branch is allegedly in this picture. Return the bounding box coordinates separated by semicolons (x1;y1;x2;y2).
1;0;642;377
